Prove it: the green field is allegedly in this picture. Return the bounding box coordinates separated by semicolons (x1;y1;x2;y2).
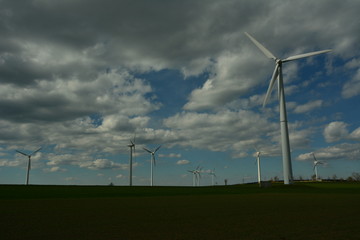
1;182;360;240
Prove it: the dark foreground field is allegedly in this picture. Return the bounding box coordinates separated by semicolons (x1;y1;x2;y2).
1;182;360;240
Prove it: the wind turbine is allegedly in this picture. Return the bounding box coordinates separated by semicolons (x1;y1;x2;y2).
127;137;136;186
188;169;197;187
188;166;201;187
194;166;202;186
15;147;42;185
209;168;216;186
245;32;332;184
254;149;262;186
312;153;324;181
143;145;161;186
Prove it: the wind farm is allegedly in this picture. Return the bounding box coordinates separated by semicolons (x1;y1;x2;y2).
2;1;360;239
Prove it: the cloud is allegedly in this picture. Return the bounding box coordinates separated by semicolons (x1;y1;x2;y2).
43;166;66;172
342;69;360;98
297;143;360;161
163;109;281;155
323;121;349;143
159;153;181;158
293;100;323;114
183;50;271;111
349;127;360;141
176;160;190;165
0;0;360;184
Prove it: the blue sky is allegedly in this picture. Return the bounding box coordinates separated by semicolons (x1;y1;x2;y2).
0;0;360;186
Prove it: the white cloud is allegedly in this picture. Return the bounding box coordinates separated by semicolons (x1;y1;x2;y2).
43;166;66;172
297;143;360;161
323;121;349;143
342;69;360;98
159;153;181;158
183;50;270;111
293;100;323;114
349;127;360;141
176;160;190;165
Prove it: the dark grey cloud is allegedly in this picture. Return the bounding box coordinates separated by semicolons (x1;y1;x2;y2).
0;0;359;164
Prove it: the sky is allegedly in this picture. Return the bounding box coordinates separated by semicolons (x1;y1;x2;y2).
0;0;360;186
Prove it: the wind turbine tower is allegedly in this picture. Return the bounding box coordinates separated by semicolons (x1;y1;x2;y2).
188;170;197;187
255;151;262;186
127;138;136;186
143;145;161;186
15;148;42;185
245;32;331;184
209;168;216;186
194;166;202;186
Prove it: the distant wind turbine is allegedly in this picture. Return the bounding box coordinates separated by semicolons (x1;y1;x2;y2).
245;32;332;184
188;169;197;187
188;166;202;187
312;153;324;181
127;136;136;186
209;168;216;186
15;147;42;185
143;145;161;186
254;149;262;186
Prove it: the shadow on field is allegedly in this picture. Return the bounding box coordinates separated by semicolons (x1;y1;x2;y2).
1;182;360;240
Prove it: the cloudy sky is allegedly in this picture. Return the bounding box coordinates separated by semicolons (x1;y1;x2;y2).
0;0;359;186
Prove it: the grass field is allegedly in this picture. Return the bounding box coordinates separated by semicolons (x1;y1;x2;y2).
1;182;360;240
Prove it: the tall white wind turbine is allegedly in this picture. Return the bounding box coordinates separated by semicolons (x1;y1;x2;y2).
15;147;42;185
127;137;136;186
143;145;161;186
312;153;324;181
245;32;332;184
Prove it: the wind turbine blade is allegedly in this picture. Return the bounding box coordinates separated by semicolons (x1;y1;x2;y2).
263;64;279;107
282;49;332;62
245;32;277;60
133;145;136;161
153;155;156;166
16;150;28;157
154;145;161;153
312;153;317;161
30;147;42;156
143;147;152;154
